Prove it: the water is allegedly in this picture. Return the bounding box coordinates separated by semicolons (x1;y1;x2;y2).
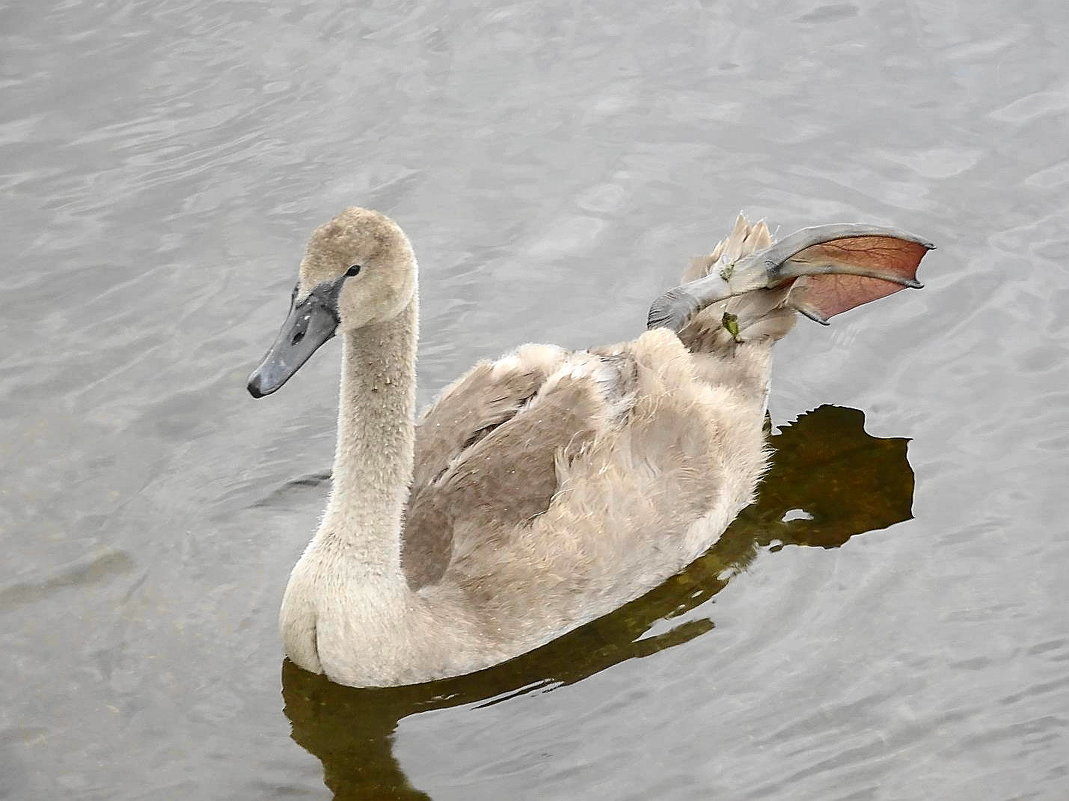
2;1;1067;798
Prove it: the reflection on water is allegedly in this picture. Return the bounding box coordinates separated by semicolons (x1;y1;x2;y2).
282;404;914;799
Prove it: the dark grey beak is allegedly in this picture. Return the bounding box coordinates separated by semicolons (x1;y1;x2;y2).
248;282;342;398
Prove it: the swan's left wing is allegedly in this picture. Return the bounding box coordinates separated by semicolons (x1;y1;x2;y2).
402;345;631;589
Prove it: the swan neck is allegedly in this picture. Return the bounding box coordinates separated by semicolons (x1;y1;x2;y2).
320;295;418;577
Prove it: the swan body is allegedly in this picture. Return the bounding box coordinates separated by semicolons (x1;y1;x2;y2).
248;208;931;687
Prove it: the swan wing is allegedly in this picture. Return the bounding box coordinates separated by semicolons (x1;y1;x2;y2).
401;345;632;589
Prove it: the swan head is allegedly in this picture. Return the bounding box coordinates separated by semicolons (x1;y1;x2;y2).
247;208;416;397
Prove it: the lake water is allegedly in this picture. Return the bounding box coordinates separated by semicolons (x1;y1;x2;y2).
2;1;1067;799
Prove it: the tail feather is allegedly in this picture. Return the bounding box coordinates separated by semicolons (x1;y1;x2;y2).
678;215;796;353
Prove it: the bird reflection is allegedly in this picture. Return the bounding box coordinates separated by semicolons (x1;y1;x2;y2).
280;405;915;800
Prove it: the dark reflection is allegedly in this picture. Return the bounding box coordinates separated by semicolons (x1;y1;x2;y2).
281;405;914;800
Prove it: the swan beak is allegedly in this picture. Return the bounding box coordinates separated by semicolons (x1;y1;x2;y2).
248;288;340;398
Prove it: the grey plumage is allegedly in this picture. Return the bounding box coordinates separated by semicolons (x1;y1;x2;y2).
247;208;932;687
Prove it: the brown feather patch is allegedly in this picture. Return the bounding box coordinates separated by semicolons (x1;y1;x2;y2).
403;372;608;589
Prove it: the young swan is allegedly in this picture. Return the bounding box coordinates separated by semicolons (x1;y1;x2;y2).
248;208;932;687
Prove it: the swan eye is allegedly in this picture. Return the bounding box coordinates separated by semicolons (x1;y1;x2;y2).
345;264;362;277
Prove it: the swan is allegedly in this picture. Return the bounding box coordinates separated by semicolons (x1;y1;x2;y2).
247;208;931;687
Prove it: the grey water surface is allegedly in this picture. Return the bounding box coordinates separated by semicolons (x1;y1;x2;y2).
2;1;1067;799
